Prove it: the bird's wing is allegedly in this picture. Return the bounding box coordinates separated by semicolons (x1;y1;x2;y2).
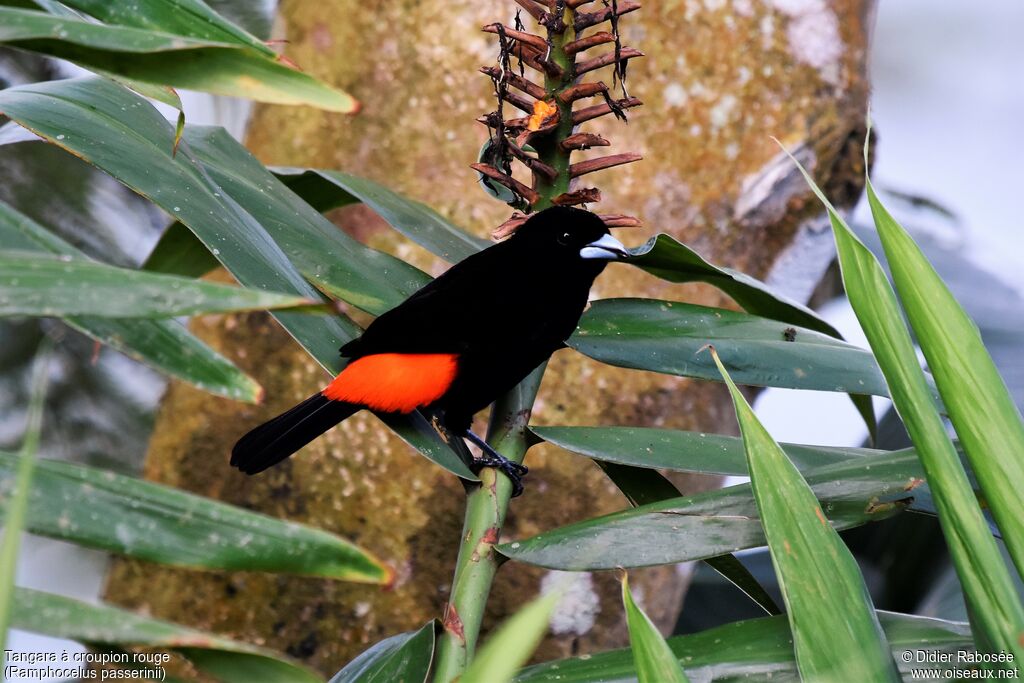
341;242;521;357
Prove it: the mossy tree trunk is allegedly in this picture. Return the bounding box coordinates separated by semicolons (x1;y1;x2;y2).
104;0;876;675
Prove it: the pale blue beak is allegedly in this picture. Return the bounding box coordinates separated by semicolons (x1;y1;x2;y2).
580;233;629;260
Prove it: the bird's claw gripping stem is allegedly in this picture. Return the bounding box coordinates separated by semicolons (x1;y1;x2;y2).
472;453;528;497
464;430;529;497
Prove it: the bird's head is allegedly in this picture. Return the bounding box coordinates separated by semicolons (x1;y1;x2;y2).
509;206;630;264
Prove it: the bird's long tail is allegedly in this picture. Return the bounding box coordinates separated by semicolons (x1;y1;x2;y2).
231;394;359;475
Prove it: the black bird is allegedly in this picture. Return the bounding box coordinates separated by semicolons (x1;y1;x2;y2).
231;206;629;495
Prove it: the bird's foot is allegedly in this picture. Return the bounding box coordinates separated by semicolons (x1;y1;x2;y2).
464;429;528;497
472;452;528;497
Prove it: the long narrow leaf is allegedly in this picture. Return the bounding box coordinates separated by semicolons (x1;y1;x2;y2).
626;235;880;437
570;297;890;397
628;233;840;338
0;200;262;400
865;161;1024;580
514;612;974;683
0;8;234;50
274;168;489;263
498;449;922;570
68;316;267;401
785;143;1024;658
0;348;49;654
710;347;898;681
593;459;680;507
537;424;960;520
0;450;392;583
198;0;276;40
532;425;878;475
0;250;313;317
622;573;691;683
0;8;356;111
702;554;783;617
11;587;320;683
25;0;191;111
142;220;221;278
461;593;559;683
183;126;430;315
57;0;276;56
0;76;358;365
330;622;435;683
593;458;782;616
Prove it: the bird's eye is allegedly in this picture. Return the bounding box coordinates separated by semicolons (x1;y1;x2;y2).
557;231;572;245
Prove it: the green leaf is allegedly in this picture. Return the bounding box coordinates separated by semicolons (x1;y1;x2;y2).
570;298;889;397
710;347;899;682
112;76;185;109
0;348;49;652
461;592;559;683
476;137;521;206
531;425;871;476
377;411;477;481
622;573;691;683
4;1;186;113
591;458;782;616
172;107;185;155
273;168;490;263
330;621;435;683
627;234;881;439
532;425;965;519
785;141;1024;659
514;611;974;683
12;587;321;683
0;0;188;108
273;168;361;212
143;220;221;278
58;0;276;57
0;450;393;582
702;554;783;617
0;77;357;368
628;234;840;338
0;196;262;401
70;315;265;401
497;449;922;571
204;0;275;40
184;128;430;316
0;78;476;479
0;8;357;111
0;250;314;317
592;459;680;507
0;8;235;50
865;162;1024;582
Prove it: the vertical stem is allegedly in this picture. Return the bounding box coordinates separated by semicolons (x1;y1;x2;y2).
432;368;544;683
434;5;587;680
533;3;577;210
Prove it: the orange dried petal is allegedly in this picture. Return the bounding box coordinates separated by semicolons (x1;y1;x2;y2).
527;100;558;131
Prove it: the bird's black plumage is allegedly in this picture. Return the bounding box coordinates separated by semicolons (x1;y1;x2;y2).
231;206;626;489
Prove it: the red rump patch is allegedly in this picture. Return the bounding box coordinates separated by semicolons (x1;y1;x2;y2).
323;353;459;413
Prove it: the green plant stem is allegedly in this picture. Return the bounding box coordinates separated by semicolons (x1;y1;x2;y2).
432;367;544;683
532;4;577;210
0;344;51;657
433;7;583;680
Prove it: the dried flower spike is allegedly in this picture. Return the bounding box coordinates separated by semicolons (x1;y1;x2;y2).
475;0;644;219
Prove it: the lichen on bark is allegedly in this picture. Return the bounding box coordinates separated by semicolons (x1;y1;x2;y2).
104;0;876;675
